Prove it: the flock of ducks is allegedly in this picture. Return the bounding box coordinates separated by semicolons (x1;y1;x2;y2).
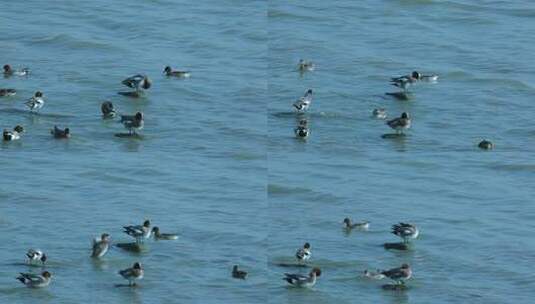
293;60;494;149
276;218;419;289
3;59;490;292
0;65;191;141
16;219;180;288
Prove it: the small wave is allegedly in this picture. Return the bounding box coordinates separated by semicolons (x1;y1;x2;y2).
28;34;119;51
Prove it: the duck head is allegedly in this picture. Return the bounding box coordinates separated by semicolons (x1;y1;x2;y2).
42;271;52;278
14;125;24;133
401;112;409;119
143;219;150;227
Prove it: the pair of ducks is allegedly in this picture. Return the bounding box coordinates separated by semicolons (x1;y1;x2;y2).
122;220;179;244
16;249;50;288
282;242;320;288
101;102;145;135
3;125;69;140
118;66;190;98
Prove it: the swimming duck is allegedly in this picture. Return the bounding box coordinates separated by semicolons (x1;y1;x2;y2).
232;265;248;279
25;91;44;112
151;227;179;240
91;233;111;258
51;126;70;139
343;218;369;230
293;89;313;112
390;71;419;91
101;101;116;118
297;59;315;72
163;66;191;78
284;267;321;288
123;220;151;243
372;108;387;119
3;125;24;141
122;74;151;91
120;112;144;135
386;112;411;134
295;242;311;262
478;139;493;150
391;222;419;243
26;249;47;265
119;262;144;286
0;88;16;97
3;64;29;77
17;271;52;288
381;264;412;285
294;119;309;138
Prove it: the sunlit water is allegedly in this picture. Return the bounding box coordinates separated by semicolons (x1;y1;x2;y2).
1;0;535;303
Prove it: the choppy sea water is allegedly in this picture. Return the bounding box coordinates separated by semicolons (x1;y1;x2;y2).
1;0;535;303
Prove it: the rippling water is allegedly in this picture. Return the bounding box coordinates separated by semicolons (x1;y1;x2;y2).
1;0;535;303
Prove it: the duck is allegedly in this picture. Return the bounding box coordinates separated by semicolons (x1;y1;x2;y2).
151;227;179;240
283;267;321;288
26;249;47;265
3;125;24;141
386;112;411;134
3;64;29;77
232;265;248;279
372;108;387;119
478;139;494;150
119;262;144;286
101;101;116;118
390;71;419;91
293;89;313;112
294;119;309;138
120;112;144;135
25;91;44;112
391;223;419;243
297;59;315;72
163;66;191;78
91;233;111;258
343;218;369;230
381;264;412;285
121;74;151;92
123;220;151;243
17;271;52;288
51;126;70;139
295;242;311;262
0;88;16;97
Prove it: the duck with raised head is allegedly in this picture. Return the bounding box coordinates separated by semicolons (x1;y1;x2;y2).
0;88;16;97
3;125;24;141
343;218;369;230
26;249;47;265
51;126;70;139
101;101;116;118
295;242;311;262
284;267;321;288
25;91;44;112
119;262;144;286
232;265;248;279
123;220;151;243
91;233;111;258
293;89;313;112
120;112;144;135
163;66;190;78
17;271;52;288
386;112;411;134
391;222;419;243
3;64;29;77
151;227;179;240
